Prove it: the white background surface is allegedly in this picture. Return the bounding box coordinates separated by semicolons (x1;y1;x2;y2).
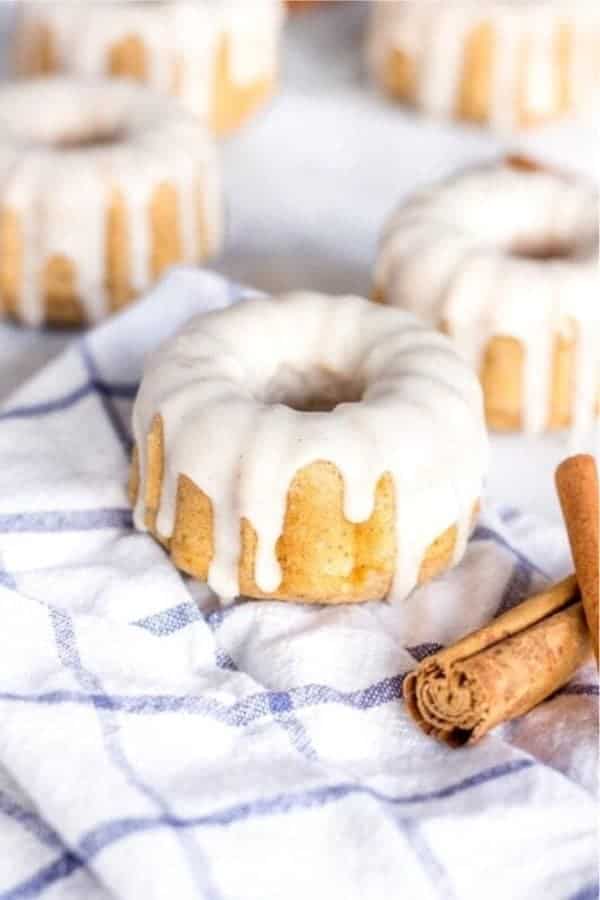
0;1;598;525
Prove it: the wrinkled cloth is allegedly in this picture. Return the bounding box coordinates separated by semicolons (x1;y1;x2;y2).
0;268;597;900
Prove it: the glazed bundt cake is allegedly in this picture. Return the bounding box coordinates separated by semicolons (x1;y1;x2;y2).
0;77;222;326
130;292;488;605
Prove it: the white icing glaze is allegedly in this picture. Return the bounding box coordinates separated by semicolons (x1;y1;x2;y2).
375;163;600;435
131;292;488;604
16;0;284;124
0;77;223;326
367;1;600;131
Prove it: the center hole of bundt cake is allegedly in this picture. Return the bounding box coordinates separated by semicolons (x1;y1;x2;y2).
51;124;126;150
510;238;580;262
264;365;365;412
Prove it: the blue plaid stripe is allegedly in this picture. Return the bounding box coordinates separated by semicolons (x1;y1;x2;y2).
557;684;599;698
0;759;535;900
0;673;406;724
133;601;203;636
569;884;600;900
274;712;318;759
288;674;406;711
0;509;132;533
214;649;238;672
407;643;443;662
0;569;16;589
4;669;594;725
0;341;135;458
498;506;520;524
0;789;91;900
203;606;238;631
80;342;133;454
0;377;137;423
2;853;82;900
133;603;239;671
0;384;93;422
0;790;64;852
399;818;458;900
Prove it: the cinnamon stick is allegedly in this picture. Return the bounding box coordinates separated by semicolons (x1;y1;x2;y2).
555;454;599;664
403;577;591;747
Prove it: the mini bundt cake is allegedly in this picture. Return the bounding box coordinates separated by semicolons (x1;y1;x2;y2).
367;1;600;131
0;77;222;327
374;158;599;434
130;292;488;605
15;0;284;135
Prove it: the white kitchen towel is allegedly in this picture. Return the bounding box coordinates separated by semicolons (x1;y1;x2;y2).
0;268;597;900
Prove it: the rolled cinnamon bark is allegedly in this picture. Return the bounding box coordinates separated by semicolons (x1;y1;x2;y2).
555;454;599;665
403;576;591;747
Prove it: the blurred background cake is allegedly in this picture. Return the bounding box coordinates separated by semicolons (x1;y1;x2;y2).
374;159;599;435
367;1;600;131
14;0;284;134
0;77;222;326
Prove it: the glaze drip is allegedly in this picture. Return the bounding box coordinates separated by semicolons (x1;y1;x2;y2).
132;292;488;603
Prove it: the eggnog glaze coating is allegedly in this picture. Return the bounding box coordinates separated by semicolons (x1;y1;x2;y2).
131;293;488;604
